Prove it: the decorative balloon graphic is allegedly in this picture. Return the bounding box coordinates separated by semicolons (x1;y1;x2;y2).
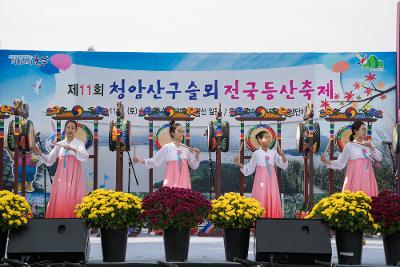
51;54;72;70
40;54;72;75
332;61;349;73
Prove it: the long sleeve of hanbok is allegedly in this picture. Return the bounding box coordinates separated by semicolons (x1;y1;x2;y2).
40;146;60;166
187;151;200;170
327;144;351;170
370;146;382;162
75;141;89;162
240;153;257;176
274;151;288;170
144;146;168;169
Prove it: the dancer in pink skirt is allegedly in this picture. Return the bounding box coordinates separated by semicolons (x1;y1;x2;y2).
321;120;382;197
133;121;200;189
33;120;89;218
234;130;288;218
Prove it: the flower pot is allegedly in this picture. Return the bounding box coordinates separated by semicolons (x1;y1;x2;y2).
223;228;250;261
163;228;190;262
0;231;7;259
100;228;128;262
383;232;400;265
335;230;363;265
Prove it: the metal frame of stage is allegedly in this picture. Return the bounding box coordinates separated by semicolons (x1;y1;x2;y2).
396;2;400;195
2;259;399;267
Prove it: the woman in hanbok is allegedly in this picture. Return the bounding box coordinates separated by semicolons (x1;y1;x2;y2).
33;120;89;218
133;121;200;189
234;130;288;218
321;120;382;197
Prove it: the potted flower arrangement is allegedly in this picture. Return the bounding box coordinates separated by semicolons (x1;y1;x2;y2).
208;192;264;261
141;187;211;262
306;191;378;265
371;190;400;265
75;189;142;262
0;190;31;258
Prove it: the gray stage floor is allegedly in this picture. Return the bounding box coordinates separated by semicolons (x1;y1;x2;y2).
88;236;387;265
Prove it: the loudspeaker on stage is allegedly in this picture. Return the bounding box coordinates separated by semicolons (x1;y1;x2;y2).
255;218;332;265
7;218;89;263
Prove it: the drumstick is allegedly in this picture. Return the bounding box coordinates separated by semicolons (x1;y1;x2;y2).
239;141;244;153
352;141;370;147
54;143;73;150
235;142;244;162
180;143;196;152
324;140;332;155
276;140;286;157
54;143;66;148
276;140;281;151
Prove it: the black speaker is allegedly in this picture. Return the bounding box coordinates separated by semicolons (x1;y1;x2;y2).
255;219;332;265
7;218;89;263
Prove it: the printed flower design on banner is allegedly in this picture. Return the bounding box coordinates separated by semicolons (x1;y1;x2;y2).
365;88;372;96
320;99;330;109
323;70;394;113
377;82;385;89
353;81;361;90
344;91;354;101
379;94;387;101
365;72;376;82
321;53;389;115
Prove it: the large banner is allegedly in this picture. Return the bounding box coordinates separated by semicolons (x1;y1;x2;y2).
0;50;396;216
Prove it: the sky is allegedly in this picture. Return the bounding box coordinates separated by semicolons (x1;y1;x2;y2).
0;0;398;52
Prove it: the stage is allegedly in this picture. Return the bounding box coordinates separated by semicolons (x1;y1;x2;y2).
86;235;386;266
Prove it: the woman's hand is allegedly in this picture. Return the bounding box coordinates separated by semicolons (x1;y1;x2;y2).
63;145;77;153
276;143;287;162
363;141;375;150
277;147;285;157
234;155;243;168
191;147;200;154
31;154;39;163
191;147;200;159
321;154;330;165
133;157;144;164
32;144;43;156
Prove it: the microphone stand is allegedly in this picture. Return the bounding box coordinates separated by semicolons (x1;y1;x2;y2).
303;149;311;212
36;133;48;218
208;150;214;200
126;151;139;193
382;141;397;192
